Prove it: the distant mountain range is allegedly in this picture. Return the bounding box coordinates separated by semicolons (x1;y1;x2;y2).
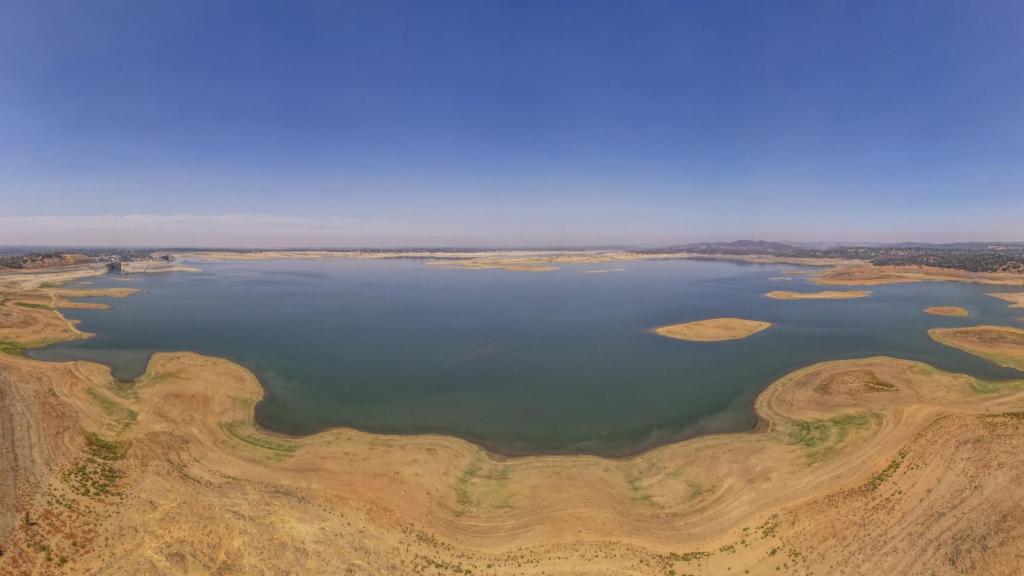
660;240;803;255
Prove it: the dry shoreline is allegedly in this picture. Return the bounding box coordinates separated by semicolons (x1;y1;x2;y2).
5;264;1024;573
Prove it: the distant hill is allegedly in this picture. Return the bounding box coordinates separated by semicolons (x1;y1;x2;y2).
646;240;801;256
640;240;1024;274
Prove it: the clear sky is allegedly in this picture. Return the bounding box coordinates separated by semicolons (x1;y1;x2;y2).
2;1;1023;247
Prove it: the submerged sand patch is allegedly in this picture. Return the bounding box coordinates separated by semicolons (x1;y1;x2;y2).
929;325;1024;371
924;306;969;317
654;318;772;342
766;289;871;300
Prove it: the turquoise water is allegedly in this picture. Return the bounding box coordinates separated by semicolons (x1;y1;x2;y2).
30;258;1024;456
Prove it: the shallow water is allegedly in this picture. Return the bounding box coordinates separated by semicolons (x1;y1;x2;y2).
31;258;1024;455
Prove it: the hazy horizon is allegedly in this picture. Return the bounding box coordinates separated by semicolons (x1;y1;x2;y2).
1;225;1023;252
0;213;1022;250
3;2;1023;246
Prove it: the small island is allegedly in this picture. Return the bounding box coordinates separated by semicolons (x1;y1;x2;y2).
924;306;969;317
653;318;772;342
766;290;871;300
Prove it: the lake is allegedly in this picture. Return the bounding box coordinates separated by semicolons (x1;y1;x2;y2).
30;258;1024;456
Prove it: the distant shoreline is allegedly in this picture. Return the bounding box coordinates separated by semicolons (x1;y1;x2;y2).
4;239;1024;275
6;238;1024;277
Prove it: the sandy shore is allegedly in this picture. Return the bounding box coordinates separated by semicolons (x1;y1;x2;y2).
924;306;969;317
654;318;772;342
4;274;1024;573
766;289;871;300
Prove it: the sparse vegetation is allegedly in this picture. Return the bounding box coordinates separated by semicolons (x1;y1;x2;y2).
0;336;75;356
0;340;26;355
863;449;908;492
88;387;138;425
62;433;130;498
221;420;298;454
455;457;483;509
785;412;875;461
85;432;129;461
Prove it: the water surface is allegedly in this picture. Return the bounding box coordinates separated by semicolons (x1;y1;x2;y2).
32;258;1024;455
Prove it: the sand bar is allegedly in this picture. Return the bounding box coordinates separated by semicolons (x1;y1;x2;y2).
924;306;969;317
766;290;871;300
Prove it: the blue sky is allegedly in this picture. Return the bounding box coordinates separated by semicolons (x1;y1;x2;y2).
2;1;1023;247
